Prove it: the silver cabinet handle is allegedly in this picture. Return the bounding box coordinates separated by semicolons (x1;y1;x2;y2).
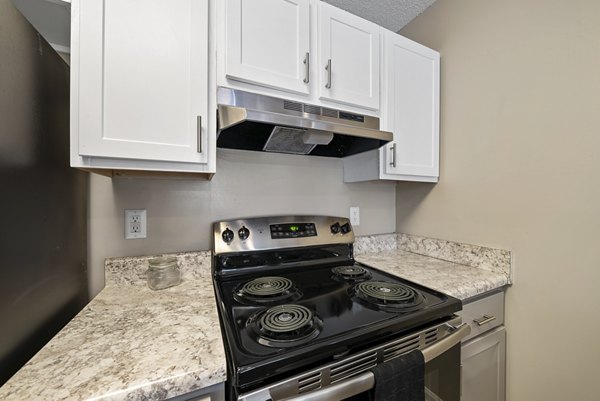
473;315;496;326
389;143;397;167
281;324;471;401
325;59;332;89
303;52;310;84
197;115;202;153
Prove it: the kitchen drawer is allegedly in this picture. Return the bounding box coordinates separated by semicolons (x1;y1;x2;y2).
458;291;504;342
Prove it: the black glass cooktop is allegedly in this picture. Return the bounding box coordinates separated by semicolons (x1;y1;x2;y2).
213;252;461;390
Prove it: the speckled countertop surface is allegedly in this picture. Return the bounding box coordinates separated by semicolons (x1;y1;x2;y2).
0;255;226;401
0;235;510;401
357;250;509;300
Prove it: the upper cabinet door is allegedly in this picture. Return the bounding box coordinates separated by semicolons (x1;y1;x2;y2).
76;0;209;164
382;31;440;178
225;0;310;95
318;2;380;110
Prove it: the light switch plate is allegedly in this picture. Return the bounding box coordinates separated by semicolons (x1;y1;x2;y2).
350;206;360;226
125;209;147;239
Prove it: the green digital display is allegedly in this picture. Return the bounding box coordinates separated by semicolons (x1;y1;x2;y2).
270;223;317;238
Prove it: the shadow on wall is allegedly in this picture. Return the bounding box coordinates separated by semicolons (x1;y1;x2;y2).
395;182;436;228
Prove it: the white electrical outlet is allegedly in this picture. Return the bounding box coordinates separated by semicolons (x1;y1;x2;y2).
125;209;147;239
350;206;360;226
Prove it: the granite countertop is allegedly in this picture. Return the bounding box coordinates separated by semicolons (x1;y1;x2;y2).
355;233;511;300
357;250;509;300
0;234;511;401
0;252;226;401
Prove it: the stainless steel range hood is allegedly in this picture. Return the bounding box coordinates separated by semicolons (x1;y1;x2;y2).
217;88;392;158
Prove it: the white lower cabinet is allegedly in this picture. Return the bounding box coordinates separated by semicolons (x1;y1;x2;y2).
461;327;506;401
343;29;440;183
71;0;215;177
459;292;506;401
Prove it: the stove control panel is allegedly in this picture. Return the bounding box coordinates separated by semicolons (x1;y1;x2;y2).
213;216;354;254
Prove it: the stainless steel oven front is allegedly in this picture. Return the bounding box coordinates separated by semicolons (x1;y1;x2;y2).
238;317;470;401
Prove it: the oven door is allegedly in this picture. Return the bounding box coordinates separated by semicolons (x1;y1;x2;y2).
423;342;461;401
265;323;469;401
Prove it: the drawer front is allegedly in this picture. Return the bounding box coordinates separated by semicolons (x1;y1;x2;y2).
458;291;504;342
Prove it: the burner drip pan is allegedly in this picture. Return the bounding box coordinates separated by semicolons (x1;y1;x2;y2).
235;276;302;305
354;281;425;312
332;265;371;281
253;304;322;347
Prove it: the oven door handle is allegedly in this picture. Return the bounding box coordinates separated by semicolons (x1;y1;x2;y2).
279;323;471;401
422;322;470;362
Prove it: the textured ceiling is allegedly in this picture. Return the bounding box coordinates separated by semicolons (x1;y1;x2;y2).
322;0;436;32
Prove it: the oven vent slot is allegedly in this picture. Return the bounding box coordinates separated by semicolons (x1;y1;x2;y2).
283;100;303;113
383;336;420;362
424;328;438;345
297;372;322;394
330;352;377;384
381;328;442;363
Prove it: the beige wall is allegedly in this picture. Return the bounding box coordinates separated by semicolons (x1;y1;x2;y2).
398;0;600;400
89;149;396;296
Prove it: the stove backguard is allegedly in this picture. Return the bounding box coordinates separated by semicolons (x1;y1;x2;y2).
213;216;354;257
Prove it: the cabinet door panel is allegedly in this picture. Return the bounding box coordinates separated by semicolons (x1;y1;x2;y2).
77;0;208;163
461;327;506;401
318;2;380;110
382;32;439;178
225;0;310;94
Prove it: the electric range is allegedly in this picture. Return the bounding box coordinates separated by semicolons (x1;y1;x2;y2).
212;216;464;401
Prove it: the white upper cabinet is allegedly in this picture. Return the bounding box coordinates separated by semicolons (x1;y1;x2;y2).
218;0;381;115
382;31;439;179
343;30;439;183
72;0;215;176
224;0;310;95
317;2;380;111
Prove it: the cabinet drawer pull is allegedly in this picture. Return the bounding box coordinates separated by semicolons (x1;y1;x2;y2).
325;59;332;89
197;115;202;153
303;52;310;84
473;315;496;326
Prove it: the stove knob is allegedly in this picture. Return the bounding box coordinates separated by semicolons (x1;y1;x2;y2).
341;222;352;234
238;226;250;241
330;222;341;234
222;228;234;243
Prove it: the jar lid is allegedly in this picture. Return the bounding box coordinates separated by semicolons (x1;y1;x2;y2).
148;256;178;269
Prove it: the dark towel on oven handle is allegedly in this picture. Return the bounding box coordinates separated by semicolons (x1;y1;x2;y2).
369;349;425;401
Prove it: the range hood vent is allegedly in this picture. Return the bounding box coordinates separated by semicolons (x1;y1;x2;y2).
217;88;392;158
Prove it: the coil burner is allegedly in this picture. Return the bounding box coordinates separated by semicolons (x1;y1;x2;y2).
234;276;302;305
331;265;371;281
353;280;425;312
253;304;322;347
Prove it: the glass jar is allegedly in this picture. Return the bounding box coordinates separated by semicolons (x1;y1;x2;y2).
147;256;181;290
